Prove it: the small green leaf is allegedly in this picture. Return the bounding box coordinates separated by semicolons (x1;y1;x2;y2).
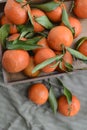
56;78;64;88
37;31;48;38
32;54;63;73
20;30;29;38
35;15;54;29
6;38;42;50
58;61;68;72
16;0;23;3
24;32;34;38
62;8;75;35
65;62;73;71
66;47;87;61
50;61;60;68
75;37;87;50
56;78;72;104
25;37;42;44
17;23;34;33
28;11;34;27
58;61;65;71
63;87;72;105
49;87;57;113
0;24;10;47
30;1;61;12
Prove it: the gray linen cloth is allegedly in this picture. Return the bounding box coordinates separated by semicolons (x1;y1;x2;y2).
0;68;87;130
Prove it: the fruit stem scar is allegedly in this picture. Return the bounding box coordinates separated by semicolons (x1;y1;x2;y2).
68;104;72;116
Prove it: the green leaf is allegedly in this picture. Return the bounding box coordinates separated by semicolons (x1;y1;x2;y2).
58;61;65;71
30;1;61;12
35;15;54;29
24;32;34;38
25;37;42;44
0;24;10;47
62;8;75;35
65;62;73;71
63;87;72;105
56;78;64;87
28;11;34;27
75;37;87;50
6;38;42;50
32;54;63;73
16;0;23;3
66;47;87;61
58;61;68;72
49;87;57;113
50;61;60;68
56;78;72;104
37;31;48;37
17;23;34;33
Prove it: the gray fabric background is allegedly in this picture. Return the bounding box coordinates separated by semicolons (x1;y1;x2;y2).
0;66;87;130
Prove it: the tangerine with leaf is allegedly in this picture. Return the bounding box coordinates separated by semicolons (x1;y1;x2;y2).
31;8;46;32
46;0;66;22
0;14;18;34
34;48;57;73
34;37;49;53
76;38;87;56
61;16;82;38
47;26;73;51
58;95;80;116
4;0;31;25
56;51;73;72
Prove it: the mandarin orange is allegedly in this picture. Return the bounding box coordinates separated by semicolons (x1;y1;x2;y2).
47;26;73;51
2;50;30;73
58;95;80;116
28;83;48;105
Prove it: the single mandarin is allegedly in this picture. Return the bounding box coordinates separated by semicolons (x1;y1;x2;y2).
58;95;80;116
47;26;73;51
28;83;48;105
34;48;57;73
2;50;30;73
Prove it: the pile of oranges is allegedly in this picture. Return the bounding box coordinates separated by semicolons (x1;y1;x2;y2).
0;0;86;117
0;0;87;77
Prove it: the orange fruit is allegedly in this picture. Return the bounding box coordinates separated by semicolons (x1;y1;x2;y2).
77;40;87;56
73;0;87;19
0;14;11;25
58;95;80;116
0;14;18;34
31;8;45;32
56;51;73;72
2;50;30;73
4;0;31;25
47;26;73;51
34;48;56;73
7;33;27;41
7;33;20;41
46;1;66;22
68;16;82;38
28;83;48;105
23;56;40;77
34;37;49;53
61;16;82;38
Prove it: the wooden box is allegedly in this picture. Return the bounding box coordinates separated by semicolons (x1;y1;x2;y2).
0;0;87;85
